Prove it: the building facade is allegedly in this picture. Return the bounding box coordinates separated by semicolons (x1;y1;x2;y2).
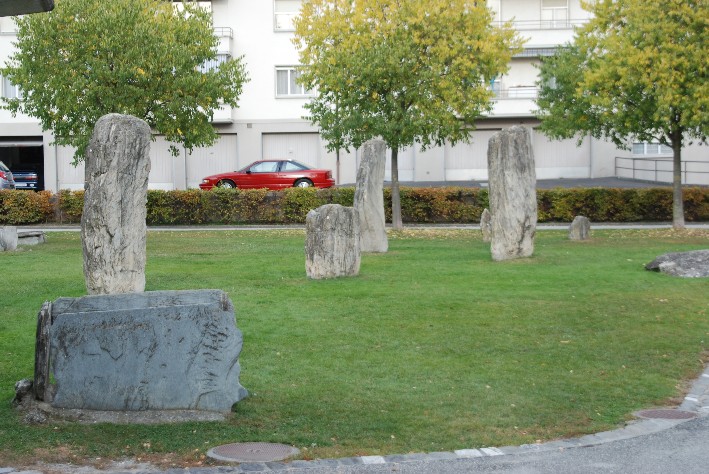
0;0;706;192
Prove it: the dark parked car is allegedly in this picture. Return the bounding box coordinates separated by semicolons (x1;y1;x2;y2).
0;161;15;190
11;169;39;191
199;160;335;190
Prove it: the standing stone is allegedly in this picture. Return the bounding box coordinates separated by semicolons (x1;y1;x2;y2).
354;139;388;253
305;204;360;279
0;225;18;251
569;215;591;241
81;114;151;294
480;208;492;242
487;126;537;261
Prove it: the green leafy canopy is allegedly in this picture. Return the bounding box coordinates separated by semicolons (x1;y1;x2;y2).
293;0;523;153
536;0;708;147
1;0;249;163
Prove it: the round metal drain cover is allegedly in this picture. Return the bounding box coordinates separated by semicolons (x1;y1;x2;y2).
635;409;697;420
207;442;300;463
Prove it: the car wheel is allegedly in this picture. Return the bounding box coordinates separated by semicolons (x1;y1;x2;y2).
294;179;313;188
217;179;236;189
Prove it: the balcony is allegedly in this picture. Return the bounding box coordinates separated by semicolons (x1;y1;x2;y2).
488;86;539;118
213;27;233;56
495;18;590;47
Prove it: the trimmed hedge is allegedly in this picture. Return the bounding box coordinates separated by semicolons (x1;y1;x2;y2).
1;186;707;226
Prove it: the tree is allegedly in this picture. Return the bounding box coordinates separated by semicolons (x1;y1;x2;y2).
294;0;521;229
1;0;248;163
536;0;708;229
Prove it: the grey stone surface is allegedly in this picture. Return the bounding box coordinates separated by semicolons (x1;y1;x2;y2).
645;250;709;278
0;225;18;251
480;208;492;242
49;290;246;412
487;126;537;261
354;139;388;253
81;114;151;295
569;215;591;240
305;204;361;279
17;230;46;245
12;379;33;406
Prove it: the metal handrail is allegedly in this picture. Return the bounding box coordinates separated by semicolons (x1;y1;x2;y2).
615;156;709;185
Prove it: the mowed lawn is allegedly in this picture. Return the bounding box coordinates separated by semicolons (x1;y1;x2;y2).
1;228;708;468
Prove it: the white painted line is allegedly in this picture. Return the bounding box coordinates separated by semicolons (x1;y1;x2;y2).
454;449;484;458
685;397;699;402
701;374;709;378
361;456;387;464
480;447;504;456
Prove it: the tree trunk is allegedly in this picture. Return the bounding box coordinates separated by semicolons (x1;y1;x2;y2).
391;146;403;229
671;131;685;230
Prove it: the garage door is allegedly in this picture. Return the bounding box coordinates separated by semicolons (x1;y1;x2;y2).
444;130;500;181
185;134;238;189
262;133;321;168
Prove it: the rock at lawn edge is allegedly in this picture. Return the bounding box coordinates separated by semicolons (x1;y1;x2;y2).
645;250;709;278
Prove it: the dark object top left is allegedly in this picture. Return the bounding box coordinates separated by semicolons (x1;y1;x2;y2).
0;0;54;17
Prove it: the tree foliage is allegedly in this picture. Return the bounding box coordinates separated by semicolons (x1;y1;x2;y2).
536;0;708;228
294;0;521;228
1;0;248;162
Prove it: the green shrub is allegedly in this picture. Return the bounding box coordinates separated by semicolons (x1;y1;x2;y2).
1;186;707;225
0;190;54;224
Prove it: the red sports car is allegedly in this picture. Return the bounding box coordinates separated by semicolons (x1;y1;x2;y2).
199;160;335;190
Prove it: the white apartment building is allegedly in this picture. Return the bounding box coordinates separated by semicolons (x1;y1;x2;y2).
0;0;706;192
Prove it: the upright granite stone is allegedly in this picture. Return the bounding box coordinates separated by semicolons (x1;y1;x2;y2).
305;204;360;279
480;208;492;242
81;114;151;294
0;225;18;251
569;215;591;241
354;139;388;253
48;290;247;412
645;250;709;278
487;126;537;261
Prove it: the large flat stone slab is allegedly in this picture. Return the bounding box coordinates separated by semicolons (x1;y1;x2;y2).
48;290;246;412
645;250;709;278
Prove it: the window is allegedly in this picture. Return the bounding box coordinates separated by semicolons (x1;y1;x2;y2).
274;0;301;31
2;76;19;100
281;160;308;171
541;0;569;28
249;161;280;173
276;67;311;97
632;142;673;156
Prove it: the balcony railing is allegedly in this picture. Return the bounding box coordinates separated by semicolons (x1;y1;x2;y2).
493;18;590;30
491;86;539;100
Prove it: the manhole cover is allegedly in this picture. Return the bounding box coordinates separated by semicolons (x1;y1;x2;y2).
635;409;697;420
207;442;300;463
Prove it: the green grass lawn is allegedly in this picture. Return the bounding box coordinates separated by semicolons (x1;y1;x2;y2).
1;228;708;468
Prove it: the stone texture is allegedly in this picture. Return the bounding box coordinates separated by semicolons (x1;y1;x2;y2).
480;208;492;242
0;225;18;251
487;126;537;261
569;215;591;240
81;114;151;294
18;230;46;245
305;204;360;279
354;139;388;253
645;250;709;278
48;290;246;412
